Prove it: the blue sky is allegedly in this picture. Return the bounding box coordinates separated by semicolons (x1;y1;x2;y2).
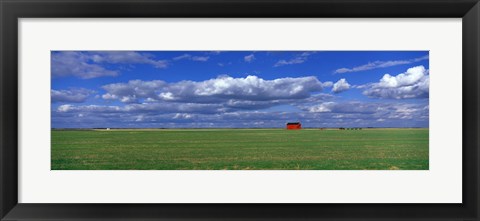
51;51;429;128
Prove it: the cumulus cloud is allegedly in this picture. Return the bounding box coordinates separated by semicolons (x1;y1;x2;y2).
307;102;336;113
52;51;169;79
74;75;331;125
102;80;167;103
332;78;351;93
244;54;255;62
322;81;334;87
57;104;74;112
173;113;194;120
274;52;315;67
334;55;429;74
51;88;95;103
101;75;326;104
362;66;429;99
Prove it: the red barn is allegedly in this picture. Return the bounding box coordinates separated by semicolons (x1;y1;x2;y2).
286;122;302;130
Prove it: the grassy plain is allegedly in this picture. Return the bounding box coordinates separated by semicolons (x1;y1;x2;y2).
51;128;428;170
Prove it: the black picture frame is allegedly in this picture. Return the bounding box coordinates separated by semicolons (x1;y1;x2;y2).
1;0;479;220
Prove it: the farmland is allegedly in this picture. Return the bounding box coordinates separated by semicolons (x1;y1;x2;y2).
51;128;428;170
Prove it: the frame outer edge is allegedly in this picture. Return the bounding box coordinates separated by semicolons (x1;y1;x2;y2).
476;3;480;220
0;0;5;219
463;2;480;221
0;0;3;216
473;3;479;220
0;0;19;220
476;4;480;221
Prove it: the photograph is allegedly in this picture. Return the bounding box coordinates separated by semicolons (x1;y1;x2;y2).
51;51;429;170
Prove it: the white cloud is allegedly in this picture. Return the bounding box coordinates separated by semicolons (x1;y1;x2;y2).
274;52;315;67
334;55;429;74
57;104;74;112
102;80;167;103
101;75;326;104
307;102;336;113
322;81;333;87
244;54;255;62
332;78;351;93
51;88;95;103
173;113;193;119
362;66;429;99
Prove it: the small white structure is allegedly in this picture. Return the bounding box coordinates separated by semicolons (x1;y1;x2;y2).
106;128;110;131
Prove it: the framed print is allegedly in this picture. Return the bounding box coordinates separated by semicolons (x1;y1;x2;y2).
1;0;479;220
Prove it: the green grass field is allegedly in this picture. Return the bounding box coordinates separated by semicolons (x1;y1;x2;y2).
51;128;429;170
